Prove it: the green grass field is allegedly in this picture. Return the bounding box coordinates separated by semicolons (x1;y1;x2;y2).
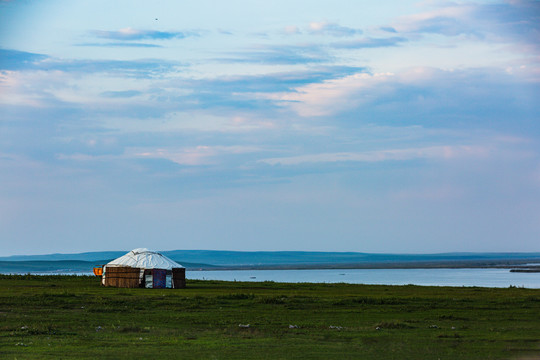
1;275;539;359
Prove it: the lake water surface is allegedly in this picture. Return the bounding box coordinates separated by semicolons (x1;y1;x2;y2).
187;268;540;288
5;268;540;288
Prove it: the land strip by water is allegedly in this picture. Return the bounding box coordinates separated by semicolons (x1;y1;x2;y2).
2;258;540;274
2;250;540;273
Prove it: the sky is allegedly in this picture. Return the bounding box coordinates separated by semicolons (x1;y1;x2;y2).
0;0;539;256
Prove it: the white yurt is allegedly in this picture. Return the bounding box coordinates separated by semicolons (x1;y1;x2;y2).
100;248;185;289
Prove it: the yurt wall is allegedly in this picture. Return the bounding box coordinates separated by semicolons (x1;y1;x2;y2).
172;267;186;288
104;266;141;288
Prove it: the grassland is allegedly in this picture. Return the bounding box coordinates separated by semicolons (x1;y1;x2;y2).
1;275;539;359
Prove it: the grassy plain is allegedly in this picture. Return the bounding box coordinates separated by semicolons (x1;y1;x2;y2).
1;275;539;359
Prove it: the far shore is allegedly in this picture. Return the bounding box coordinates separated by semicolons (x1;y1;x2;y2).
193;260;540;271
2;258;540;274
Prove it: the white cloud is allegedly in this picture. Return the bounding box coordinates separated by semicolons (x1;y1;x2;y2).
266;65;537;119
267;71;395;117
392;4;474;35
0;70;70;107
307;21;362;37
258;145;490;166
283;25;301;35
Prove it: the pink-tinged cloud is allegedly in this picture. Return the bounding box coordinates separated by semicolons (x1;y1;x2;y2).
92;28;196;41
133;145;261;166
391;0;540;50
390;186;465;201
283;25;301;35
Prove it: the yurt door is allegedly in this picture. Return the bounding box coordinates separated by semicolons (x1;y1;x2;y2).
152;269;167;288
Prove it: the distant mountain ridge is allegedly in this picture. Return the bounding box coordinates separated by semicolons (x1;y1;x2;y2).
0;260;217;274
2;250;540;268
0;251;126;262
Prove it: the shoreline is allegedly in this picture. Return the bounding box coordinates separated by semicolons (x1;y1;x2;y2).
2;259;540;273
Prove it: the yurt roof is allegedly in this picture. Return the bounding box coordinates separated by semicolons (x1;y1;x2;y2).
105;248;184;270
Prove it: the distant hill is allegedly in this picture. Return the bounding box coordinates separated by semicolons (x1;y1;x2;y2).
160;250;540;267
0;259;219;274
1;250;540;274
0;260;109;274
0;252;126;262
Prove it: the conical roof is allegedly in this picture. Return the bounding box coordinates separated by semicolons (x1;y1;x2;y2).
105;248;183;270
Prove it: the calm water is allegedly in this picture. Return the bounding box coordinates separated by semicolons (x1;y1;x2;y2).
187;268;540;288
4;268;539;288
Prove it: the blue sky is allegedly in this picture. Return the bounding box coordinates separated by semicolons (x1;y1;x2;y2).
1;0;539;256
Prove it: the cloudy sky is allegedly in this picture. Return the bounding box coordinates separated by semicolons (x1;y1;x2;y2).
1;0;539;256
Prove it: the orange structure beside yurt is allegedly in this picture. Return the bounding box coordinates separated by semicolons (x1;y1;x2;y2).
100;248;186;289
92;266;103;276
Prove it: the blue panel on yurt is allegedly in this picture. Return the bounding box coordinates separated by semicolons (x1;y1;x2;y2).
152;269;167;288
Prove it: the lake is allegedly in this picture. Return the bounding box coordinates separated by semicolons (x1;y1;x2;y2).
4;267;540;288
187;268;540;288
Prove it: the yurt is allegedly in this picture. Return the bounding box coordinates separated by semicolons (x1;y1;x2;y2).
100;248;186;289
